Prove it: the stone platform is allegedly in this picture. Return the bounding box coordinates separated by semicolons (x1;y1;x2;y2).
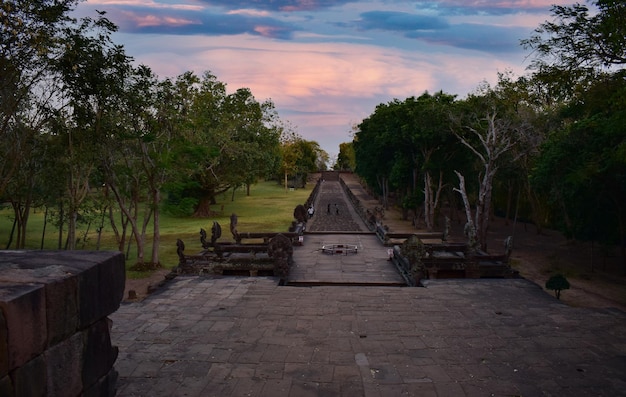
111;276;626;396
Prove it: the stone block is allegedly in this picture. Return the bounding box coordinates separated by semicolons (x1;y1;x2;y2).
45;332;84;397
0;309;7;377
0;251;124;396
82;317;118;389
11;353;46;397
57;251;125;328
0;375;14;397
0;258;82;346
0;250;125;329
83;367;118;397
0;282;47;370
45;276;79;346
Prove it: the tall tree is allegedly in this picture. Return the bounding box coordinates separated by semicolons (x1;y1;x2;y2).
452;77;537;251
354;101;403;209
0;0;76;197
531;72;626;272
336;142;356;171
278;130;322;189
522;0;626;73
403;92;458;230
53;11;131;250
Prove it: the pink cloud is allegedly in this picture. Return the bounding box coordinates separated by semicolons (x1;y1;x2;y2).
122;11;200;28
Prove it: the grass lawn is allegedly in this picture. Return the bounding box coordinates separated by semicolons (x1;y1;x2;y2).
0;180;313;278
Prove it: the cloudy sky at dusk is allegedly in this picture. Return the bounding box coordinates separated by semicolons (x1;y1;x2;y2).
76;0;573;160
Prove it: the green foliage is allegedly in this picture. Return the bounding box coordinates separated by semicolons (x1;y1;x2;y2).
0;180;312;271
278;131;324;187
336;142;356;171
545;274;571;299
522;1;626;74
530;72;626;246
354;91;459;208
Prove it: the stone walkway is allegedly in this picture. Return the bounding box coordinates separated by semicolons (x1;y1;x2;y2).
306;180;370;233
110;175;626;396
111;278;626;396
288;234;405;286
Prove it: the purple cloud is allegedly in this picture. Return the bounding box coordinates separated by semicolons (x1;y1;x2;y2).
198;0;356;12
108;6;297;39
357;11;449;31
406;22;531;53
414;0;558;16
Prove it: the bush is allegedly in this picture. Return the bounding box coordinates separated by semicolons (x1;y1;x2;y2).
545;274;570;300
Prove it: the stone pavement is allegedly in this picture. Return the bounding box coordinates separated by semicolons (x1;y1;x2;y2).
110;175;626;396
111;277;626;396
288;234;405;286
307;180;370;233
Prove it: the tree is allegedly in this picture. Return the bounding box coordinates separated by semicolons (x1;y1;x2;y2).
160;72;282;217
336;142;356;171
53;11;131;250
0;0;76;197
521;0;626;102
103;64;168;267
545;274;570;300
522;1;626;74
404;92;458;230
278;129;321;189
531;71;626;273
452;77;537;251
218;87;281;197
354;100;404;209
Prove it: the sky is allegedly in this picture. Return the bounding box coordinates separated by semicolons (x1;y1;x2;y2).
75;0;573;161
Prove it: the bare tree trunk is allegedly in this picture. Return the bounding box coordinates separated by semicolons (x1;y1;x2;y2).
57;198;64;249
475;164;496;251
424;172;431;230
453;171;474;230
453;171;478;251
5;215;16;249
40;206;48;250
424;170;444;232
151;190;160;266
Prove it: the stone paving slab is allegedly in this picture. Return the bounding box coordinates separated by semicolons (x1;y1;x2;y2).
289;234;404;286
111;277;626;396
307;180;370;232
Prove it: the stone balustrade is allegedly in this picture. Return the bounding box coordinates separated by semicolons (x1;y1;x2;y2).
0;250;125;397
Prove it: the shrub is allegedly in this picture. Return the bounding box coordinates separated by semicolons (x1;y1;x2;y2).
545;274;570;300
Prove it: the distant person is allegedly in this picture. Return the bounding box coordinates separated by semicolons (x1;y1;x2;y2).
327;203;331;214
335;203;339;215
308;205;315;219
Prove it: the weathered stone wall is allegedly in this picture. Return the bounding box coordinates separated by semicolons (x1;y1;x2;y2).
0;251;125;397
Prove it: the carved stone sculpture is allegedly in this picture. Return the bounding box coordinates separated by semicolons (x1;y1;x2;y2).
211;221;222;244
229;213;238;240
504;236;513;260
268;233;293;282
293;204;307;223
400;234;427;286
176;239;186;266
200;228;209;249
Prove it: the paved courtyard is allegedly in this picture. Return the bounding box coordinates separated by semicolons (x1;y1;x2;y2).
111;276;626;396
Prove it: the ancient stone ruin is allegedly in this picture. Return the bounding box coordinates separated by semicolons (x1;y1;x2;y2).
175;210;305;281
0;251;125;396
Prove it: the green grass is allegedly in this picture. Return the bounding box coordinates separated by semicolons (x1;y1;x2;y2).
0;180;313;277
